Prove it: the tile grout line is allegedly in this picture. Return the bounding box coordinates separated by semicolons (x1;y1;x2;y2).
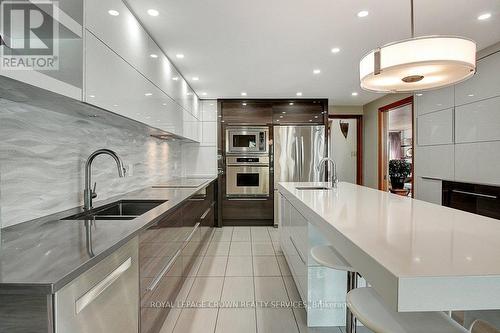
213;227;233;333
250;228;259;333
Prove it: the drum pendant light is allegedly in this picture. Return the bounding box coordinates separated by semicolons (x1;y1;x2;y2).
359;0;476;93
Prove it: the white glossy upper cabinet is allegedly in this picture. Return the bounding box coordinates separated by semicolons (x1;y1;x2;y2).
414;145;454;180
455;52;500;106
85;33;182;135
455;141;500;186
415;86;454;115
0;0;83;100
455;96;500;143
85;0;198;116
417;108;454;146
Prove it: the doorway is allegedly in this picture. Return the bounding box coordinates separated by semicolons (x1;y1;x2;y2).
328;115;363;185
378;97;414;197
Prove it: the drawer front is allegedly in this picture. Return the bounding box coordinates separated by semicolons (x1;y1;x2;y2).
285;234;307;302
55;238;139;333
415;177;443;205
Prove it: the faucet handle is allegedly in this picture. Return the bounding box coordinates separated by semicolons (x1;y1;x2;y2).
91;182;97;199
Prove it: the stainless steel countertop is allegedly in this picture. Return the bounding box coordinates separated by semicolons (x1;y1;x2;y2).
0;177;216;295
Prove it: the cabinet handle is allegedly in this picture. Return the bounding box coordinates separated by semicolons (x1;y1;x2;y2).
200;207;211;220
189;198;206;201
289;236;306;265
451;190;497;200
75;257;131;314
147;222;201;291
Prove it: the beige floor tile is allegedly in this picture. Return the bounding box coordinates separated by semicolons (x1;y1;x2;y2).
252;242;276;256
173;308;218;333
254;276;289;305
277;255;292;276
197;256;228;277
185;277;224;306
253;256;281;276
212;230;233;242
256;307;299;333
184;255;204;277
215;308;257;333
251;228;271;242
232;228;251;242
159;307;182;333
229;242;252;256
220;276;255;306
273;241;284;255
226;256;254;276
206;241;231;256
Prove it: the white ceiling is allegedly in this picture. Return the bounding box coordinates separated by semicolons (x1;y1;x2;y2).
126;0;500;106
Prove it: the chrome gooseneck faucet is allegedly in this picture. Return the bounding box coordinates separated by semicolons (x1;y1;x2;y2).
84;149;126;211
318;157;338;188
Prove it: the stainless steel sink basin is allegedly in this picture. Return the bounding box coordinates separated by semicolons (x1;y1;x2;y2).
295;186;333;191
63;200;167;220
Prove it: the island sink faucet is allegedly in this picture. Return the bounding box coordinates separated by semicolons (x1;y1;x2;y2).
318;157;338;188
84;149;126;211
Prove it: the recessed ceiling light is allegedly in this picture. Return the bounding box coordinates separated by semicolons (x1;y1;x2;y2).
296;92;303;96
147;9;159;16
357;10;369;18
150;54;158;58
145;93;153;96
241;92;247;96
113;104;118;107
176;54;184;59
172;77;179;81
331;47;340;54
313;69;321;74
468;93;475;97
89;95;95;98
242;103;247;106
192;77;199;81
416;93;423;96
201;92;207;96
108;10;119;16
289;102;294;106
477;13;492;21
162;103;167;106
351;92;358;96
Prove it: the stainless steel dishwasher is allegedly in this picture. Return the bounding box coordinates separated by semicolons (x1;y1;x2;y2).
55;237;139;333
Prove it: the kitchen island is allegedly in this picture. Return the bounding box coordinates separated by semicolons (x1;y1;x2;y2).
278;182;500;326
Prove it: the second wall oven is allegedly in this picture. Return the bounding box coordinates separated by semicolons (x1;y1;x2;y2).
226;156;269;197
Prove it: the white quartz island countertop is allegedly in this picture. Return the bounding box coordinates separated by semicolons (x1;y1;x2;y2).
278;182;500;312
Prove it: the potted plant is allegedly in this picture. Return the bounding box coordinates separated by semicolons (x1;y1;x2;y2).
389;159;411;189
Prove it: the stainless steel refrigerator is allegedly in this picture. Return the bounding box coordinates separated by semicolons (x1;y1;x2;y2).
273;125;326;226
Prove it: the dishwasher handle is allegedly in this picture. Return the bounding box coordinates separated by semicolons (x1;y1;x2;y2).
75;257;132;314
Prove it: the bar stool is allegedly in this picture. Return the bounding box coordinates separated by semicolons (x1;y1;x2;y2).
346;287;469;333
310;245;359;333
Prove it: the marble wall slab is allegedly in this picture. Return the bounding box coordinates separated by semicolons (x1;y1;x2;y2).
0;98;182;228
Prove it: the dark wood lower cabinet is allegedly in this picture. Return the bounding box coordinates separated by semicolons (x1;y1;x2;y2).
139;182;215;333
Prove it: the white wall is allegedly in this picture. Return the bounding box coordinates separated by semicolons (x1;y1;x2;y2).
330;119;357;183
414;49;500;204
182;100;218;177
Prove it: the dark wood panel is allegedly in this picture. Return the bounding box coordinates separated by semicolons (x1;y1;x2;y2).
0;294;52;333
272;101;325;124
222;198;274;220
221;101;273;124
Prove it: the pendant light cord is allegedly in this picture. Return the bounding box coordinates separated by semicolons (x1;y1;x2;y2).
410;0;415;38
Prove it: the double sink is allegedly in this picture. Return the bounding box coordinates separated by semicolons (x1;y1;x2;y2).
63;200;167;220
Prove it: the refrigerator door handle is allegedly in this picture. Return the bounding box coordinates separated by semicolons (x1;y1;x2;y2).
294;137;300;182
300;136;305;180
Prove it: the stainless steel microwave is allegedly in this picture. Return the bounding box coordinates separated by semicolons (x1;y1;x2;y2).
226;126;269;154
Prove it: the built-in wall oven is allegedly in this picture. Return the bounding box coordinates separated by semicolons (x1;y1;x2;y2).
226;156;269;197
226;126;269;154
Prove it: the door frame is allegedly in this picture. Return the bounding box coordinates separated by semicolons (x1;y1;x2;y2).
377;96;414;195
328;115;363;185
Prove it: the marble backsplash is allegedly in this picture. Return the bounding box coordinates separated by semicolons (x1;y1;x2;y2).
0;98;182;228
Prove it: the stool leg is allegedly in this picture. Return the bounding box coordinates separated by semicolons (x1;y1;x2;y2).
346;271;358;333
